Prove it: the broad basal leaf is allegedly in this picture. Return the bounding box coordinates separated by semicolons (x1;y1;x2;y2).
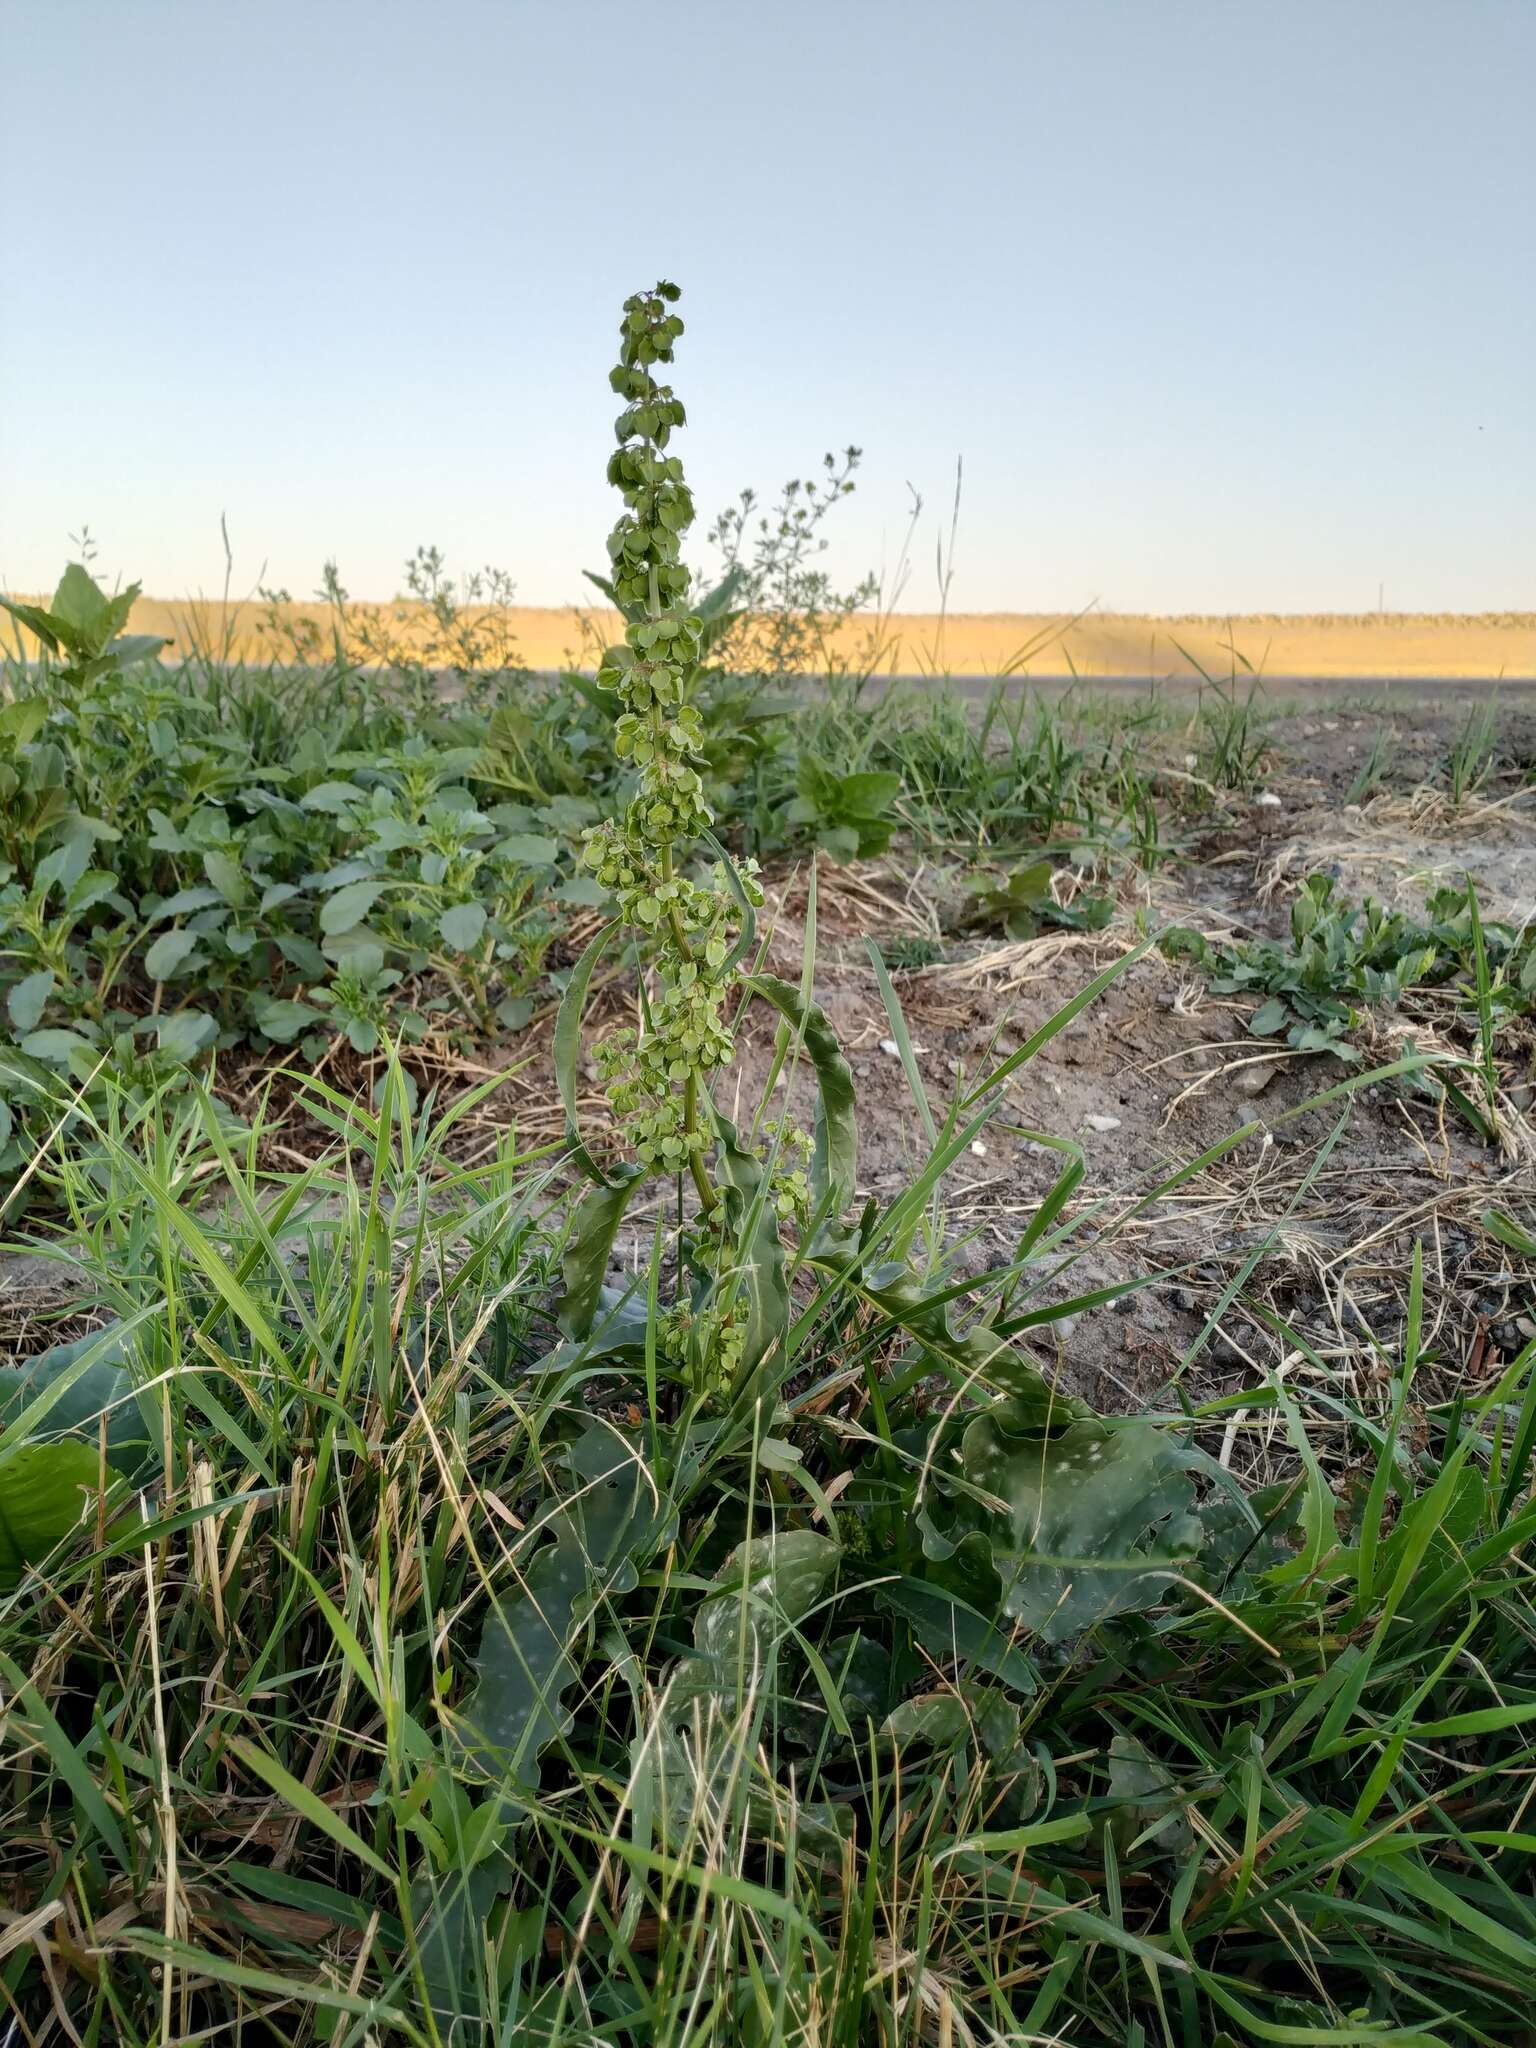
438;900;487;952
712;1123;789;1381
0;1441;103;1589
691;1528;841;1672
553;918;624;1186
745;975;856;1211
319;878;382;935
557;1166;646;1338
459;1427;675;1797
6;970;55;1037
0;1325;157;1479
806;1230;1090;1423
954;1415;1202;1643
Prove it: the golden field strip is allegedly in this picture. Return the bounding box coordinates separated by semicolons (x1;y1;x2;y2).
10;595;1536;679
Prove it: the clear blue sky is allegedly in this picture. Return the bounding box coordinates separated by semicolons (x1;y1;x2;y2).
3;0;1531;613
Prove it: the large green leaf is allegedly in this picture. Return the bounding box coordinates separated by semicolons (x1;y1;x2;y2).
953;1416;1202;1643
553;918;624;1186
105;632;167;668
145;928;200;981
557;1166;646;1338
459;1427;675;1795
49;564;116;651
873;1576;1037;1697
0;1440;103;1588
7;969;55;1036
642;1721;850;1858
0;1323;156;1479
712;1123;789;1381
745;975;856;1212
0;597;63;655
0;696;48;746
880;1683;1021;1760
692;1528;842;1670
693;562;745;625
409;1857;521;2034
318;878;380;935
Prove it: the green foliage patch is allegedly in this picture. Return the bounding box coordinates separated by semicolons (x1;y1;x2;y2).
1169;872;1536;1059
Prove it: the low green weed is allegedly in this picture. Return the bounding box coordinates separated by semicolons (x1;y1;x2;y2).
0;571;607;1200
1445;697;1500;806
1168;871;1536;1072
1175;632;1271;790
955;854;1113;941
1347;722;1396;802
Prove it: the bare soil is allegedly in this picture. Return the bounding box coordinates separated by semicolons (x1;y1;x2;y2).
723;696;1536;1411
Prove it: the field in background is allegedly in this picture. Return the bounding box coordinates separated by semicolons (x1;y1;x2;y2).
9;595;1535;678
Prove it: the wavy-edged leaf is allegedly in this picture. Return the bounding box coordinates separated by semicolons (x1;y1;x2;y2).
554;917;623;1186
459;1427;675;1796
524;1285;650;1378
874;1576;1037;1697
558;1166;646;1338
746;974;856;1211
0;1440;103;1589
713;1123;788;1381
881;1684;1021;1759
955;1415;1202;1643
692;1528;841;1669
700;828;757;973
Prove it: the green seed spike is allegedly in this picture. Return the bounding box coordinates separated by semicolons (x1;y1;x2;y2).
570;283;810;1394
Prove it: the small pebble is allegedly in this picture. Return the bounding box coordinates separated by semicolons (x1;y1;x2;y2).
1255;791;1282;809
1082;1113;1121;1133
969;1139;988;1158
879;1038;900;1059
1236;1061;1280;1097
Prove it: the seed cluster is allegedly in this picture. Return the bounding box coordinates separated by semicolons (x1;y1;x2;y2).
580;283;762;1185
579;284;815;1392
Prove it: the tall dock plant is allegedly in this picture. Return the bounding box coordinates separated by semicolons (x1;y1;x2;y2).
561;281;840;1391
